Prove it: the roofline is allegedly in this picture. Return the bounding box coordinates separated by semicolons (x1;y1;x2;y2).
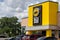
29;1;58;7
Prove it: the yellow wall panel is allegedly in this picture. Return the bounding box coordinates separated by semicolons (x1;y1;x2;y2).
49;2;58;25
46;29;52;37
42;2;49;25
28;7;33;27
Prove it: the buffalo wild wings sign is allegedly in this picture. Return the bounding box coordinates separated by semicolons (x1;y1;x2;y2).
33;6;42;26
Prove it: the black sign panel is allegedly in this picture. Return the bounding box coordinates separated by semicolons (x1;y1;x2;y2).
33;6;42;26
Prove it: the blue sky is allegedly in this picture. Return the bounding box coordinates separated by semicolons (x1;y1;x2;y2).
0;0;4;2
0;0;59;22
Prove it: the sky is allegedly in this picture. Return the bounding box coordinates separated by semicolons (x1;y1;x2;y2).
0;0;59;22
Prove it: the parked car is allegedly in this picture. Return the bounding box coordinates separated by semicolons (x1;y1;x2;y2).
15;35;24;40
0;35;7;38
44;37;57;40
37;37;57;40
37;37;46;40
22;34;42;40
5;37;15;40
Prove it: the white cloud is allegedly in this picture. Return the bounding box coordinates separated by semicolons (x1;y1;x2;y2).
51;0;57;2
20;10;28;18
0;0;59;22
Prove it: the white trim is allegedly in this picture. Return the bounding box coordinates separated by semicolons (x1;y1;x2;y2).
25;26;49;31
25;25;60;31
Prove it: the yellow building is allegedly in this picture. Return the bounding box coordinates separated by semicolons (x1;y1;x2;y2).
28;1;58;26
21;1;60;40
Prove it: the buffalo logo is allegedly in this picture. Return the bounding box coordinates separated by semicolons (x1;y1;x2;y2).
33;8;39;17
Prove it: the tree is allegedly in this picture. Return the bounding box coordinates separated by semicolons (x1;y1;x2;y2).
0;17;21;37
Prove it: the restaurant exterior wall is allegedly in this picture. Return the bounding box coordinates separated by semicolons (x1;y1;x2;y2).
21;12;60;27
58;12;60;27
21;17;28;26
21;12;60;40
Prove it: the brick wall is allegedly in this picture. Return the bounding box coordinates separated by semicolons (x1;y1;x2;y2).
21;18;28;26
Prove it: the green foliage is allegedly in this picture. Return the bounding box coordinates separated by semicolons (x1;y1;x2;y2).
0;17;21;37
